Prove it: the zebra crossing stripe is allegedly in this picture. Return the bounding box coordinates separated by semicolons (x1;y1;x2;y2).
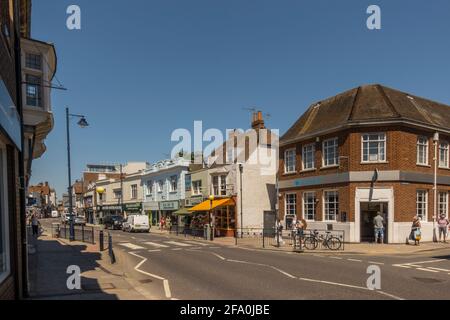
183;241;209;246
165;241;192;247
119;243;145;250
144;242;169;248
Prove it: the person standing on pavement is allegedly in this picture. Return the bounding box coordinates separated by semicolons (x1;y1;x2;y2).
373;212;385;244
437;214;449;243
31;214;40;237
409;216;422;246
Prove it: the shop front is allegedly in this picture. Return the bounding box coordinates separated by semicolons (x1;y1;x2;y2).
123;202;143;216
100;205;123;217
159;200;180;228
143;201;160;226
189;198;236;237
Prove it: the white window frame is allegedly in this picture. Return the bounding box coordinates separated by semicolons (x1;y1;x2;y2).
302;143;315;170
416;136;429;166
416;190;428;222
212;175;227;196
322;138;339;167
113;189;122;200
284;148;296;174
439;141;449;168
303;191;316;221
323;190;339;222
170;175;178;193
438;192;448;218
285;193;297;216
130;184;138;199
145;180;153;197
192;180;202;195
361;133;386;163
0;143;11;284
157;180;164;193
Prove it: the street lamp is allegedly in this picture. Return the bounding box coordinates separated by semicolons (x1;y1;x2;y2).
433;132;439;243
66;107;89;241
209;195;214;241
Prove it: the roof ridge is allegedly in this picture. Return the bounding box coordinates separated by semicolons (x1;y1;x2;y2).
347;87;360;121
376;85;401;117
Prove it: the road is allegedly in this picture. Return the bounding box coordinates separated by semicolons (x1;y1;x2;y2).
107;228;450;300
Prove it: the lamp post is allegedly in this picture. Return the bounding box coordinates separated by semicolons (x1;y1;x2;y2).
66;107;89;241
209;195;214;241
433;132;439;243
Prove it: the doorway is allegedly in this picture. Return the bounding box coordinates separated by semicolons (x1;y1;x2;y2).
360;202;388;243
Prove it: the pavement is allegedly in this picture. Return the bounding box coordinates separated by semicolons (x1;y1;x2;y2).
110;229;450;300
27;226;148;300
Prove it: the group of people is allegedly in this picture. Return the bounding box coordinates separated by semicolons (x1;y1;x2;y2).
159;216;172;231
373;211;450;245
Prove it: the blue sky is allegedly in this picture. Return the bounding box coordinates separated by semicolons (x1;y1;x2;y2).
29;0;450;197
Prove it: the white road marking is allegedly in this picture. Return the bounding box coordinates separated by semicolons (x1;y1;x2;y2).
211;253;226;261
407;259;445;265
368;261;385;265
416;268;440;273
393;264;412;269
165;241;192;247
171;248;182;251
270;267;296;279
144;241;169;248
184;241;209;246
330;256;343;260
128;252;173;299
147;249;162;253
119;243;145;250
347;259;362;262
427;267;450;272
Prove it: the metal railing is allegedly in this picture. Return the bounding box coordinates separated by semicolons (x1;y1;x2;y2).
169;225;210;240
56;224;96;244
234;228;345;251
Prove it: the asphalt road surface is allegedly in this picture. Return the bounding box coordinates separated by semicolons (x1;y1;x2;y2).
107;229;450;300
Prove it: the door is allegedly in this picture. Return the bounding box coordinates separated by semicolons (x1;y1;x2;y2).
263;211;276;237
360;202;388;243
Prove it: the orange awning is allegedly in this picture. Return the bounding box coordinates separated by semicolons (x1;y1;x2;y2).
188;198;235;212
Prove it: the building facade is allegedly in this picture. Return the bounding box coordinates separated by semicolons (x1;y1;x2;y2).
142;158;191;226
0;0;30;300
278;84;450;243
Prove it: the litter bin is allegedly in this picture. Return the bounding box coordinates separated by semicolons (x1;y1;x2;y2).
52;223;60;238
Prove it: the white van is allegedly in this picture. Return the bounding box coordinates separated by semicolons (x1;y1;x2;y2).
122;215;150;233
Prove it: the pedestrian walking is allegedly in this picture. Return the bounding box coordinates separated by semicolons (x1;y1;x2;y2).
409;216;422;246
31;214;40;237
437;214;449;243
373;211;385;244
294;218;307;250
275;219;285;245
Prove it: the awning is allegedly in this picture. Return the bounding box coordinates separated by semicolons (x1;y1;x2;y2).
188;198;235;212
173;207;191;215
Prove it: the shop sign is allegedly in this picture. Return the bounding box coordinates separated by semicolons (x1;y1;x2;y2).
123;202;142;211
100;205;122;211
160;201;179;211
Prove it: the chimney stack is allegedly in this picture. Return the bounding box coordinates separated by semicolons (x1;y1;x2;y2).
251;111;265;130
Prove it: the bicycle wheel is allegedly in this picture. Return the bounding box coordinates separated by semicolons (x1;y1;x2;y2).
326;237;342;251
303;236;318;250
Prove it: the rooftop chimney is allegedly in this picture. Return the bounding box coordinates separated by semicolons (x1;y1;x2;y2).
251;111;265;130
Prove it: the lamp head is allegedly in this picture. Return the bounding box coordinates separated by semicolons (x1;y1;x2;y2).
209;195;215;201
77;117;89;128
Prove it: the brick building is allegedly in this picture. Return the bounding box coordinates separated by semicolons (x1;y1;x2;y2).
278;84;450;243
0;0;30;299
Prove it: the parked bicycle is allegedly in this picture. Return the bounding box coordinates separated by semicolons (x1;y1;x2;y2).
303;230;342;251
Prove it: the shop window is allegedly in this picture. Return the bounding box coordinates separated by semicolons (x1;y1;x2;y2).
438;192;448;217
324;191;338;221
0;145;10;283
416;190;428;221
303;192;316;221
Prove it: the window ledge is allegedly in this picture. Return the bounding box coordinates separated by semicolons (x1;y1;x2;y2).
417;163;431;168
320;165;340;170
283;172;297;176
438;166;450;170
300;168;316;173
360;161;389;165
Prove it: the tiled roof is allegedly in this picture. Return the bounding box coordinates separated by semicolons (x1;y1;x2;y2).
281;84;450;144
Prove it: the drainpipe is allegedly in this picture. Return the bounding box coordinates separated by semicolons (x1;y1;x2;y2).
239;164;243;238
